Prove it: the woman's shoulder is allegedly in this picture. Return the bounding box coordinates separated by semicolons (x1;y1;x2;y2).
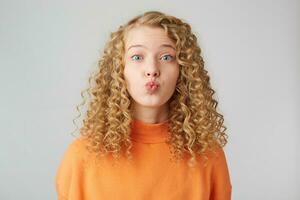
209;144;228;163
64;136;86;153
70;136;89;149
206;143;230;174
59;136;102;170
196;143;228;166
60;136;91;163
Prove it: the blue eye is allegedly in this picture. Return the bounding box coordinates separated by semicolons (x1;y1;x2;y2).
161;55;173;61
131;55;142;61
131;54;174;62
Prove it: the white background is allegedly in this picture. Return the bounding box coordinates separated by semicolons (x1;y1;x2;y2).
0;0;299;199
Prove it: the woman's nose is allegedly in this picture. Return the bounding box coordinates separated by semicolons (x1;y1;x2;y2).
146;70;159;77
145;59;160;77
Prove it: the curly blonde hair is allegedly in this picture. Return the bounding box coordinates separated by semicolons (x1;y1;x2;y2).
71;10;228;168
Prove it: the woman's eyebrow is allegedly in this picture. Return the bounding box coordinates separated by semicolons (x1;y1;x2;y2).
127;44;175;51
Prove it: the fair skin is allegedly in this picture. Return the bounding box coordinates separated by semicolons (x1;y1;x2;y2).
123;25;179;124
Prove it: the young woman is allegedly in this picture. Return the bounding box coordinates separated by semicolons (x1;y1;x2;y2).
56;10;232;200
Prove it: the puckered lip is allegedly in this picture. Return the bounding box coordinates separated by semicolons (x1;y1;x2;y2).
145;80;160;87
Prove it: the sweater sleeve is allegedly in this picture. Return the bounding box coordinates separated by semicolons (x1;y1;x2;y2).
210;146;232;200
55;139;84;200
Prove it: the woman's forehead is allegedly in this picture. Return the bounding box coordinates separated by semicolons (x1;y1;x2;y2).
124;26;175;51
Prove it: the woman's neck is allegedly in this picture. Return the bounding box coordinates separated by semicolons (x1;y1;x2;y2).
131;102;169;124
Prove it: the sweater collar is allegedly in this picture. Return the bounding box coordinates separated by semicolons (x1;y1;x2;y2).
130;118;170;144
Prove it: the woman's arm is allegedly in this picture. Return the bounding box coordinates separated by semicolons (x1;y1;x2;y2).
210;147;232;200
55;139;84;200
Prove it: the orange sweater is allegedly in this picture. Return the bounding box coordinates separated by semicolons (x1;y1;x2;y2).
55;119;232;200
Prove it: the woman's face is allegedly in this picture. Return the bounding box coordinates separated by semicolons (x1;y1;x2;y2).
123;26;179;109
